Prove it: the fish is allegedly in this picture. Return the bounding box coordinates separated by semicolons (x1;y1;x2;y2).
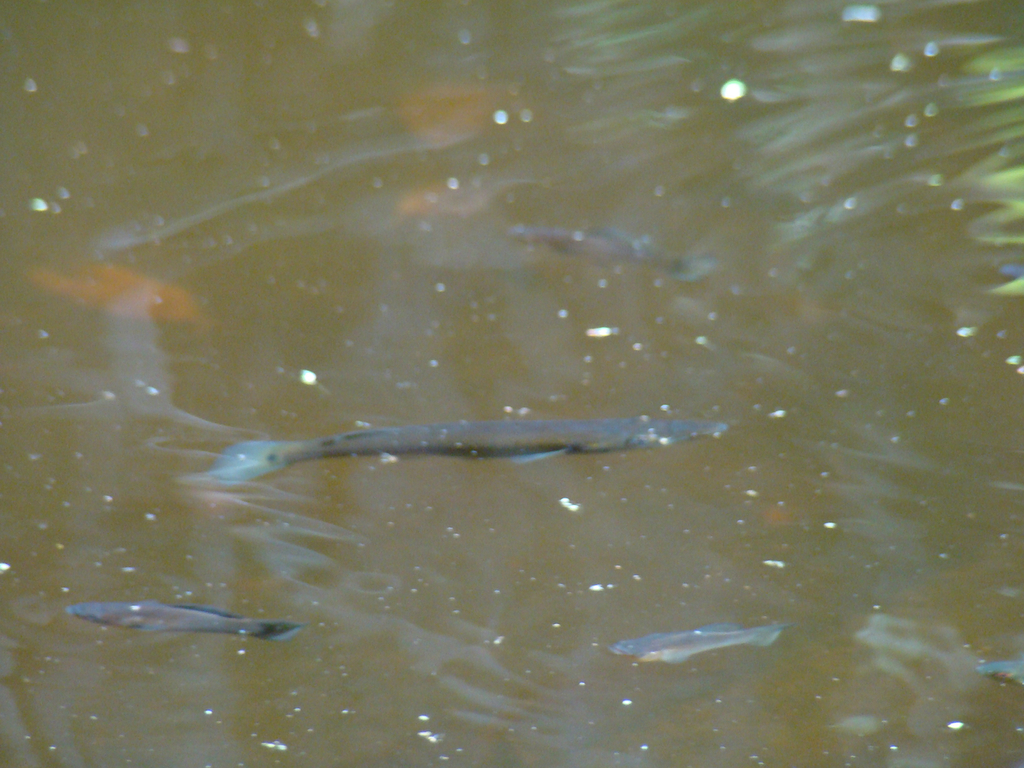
66;601;304;640
609;622;791;663
509;225;655;263
206;417;727;484
28;264;211;327
976;658;1024;684
508;225;716;281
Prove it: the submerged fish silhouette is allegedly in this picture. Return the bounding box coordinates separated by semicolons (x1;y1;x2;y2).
66;601;304;640
977;658;1024;683
508;225;716;281
206;417;727;483
609;622;791;663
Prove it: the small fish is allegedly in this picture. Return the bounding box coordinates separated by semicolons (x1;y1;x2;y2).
609;622;791;663
508;225;716;281
977;658;1024;684
28;264;211;327
66;601;304;640
509;225;655;263
206;417;727;484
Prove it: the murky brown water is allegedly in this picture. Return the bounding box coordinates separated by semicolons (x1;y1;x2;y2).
5;1;1024;766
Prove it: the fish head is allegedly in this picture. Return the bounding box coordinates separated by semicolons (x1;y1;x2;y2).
206;441;292;484
608;638;652;658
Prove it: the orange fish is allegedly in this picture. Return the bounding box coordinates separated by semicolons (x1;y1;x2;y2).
397;82;496;148
29;264;211;327
397;178;527;219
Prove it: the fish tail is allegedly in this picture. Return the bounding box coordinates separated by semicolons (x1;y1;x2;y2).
207;440;289;483
749;624;792;646
252;621;305;641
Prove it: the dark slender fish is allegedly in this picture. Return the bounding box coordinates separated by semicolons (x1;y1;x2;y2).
66;601;304;640
977;658;1024;684
609;622;791;663
508;224;716;281
206;417;727;483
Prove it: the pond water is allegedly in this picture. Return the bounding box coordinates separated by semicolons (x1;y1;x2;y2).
4;1;1024;766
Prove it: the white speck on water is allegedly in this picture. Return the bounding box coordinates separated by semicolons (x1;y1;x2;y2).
622;699;633;706
168;37;190;53
824;522;837;529
559;497;582;513
260;741;288;752
418;715;430;721
947;721;964;731
588;584;605;592
24;78;37;93
763;560;786;569
586;326;618;337
891;53;912;72
493;110;508;125
0;563;10;573
435;283;445;292
720;79;746;101
768;409;786;418
956;326;977;338
299;369;317;384
29;198;48;212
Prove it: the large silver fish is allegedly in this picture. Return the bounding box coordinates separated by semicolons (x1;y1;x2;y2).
206;417;727;483
66;601;304;640
609;622;791;663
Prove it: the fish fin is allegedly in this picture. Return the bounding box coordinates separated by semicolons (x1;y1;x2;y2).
173;604;245;619
748;624;792;646
695;623;744;632
253;622;306;641
509;449;569;464
645;648;692;663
